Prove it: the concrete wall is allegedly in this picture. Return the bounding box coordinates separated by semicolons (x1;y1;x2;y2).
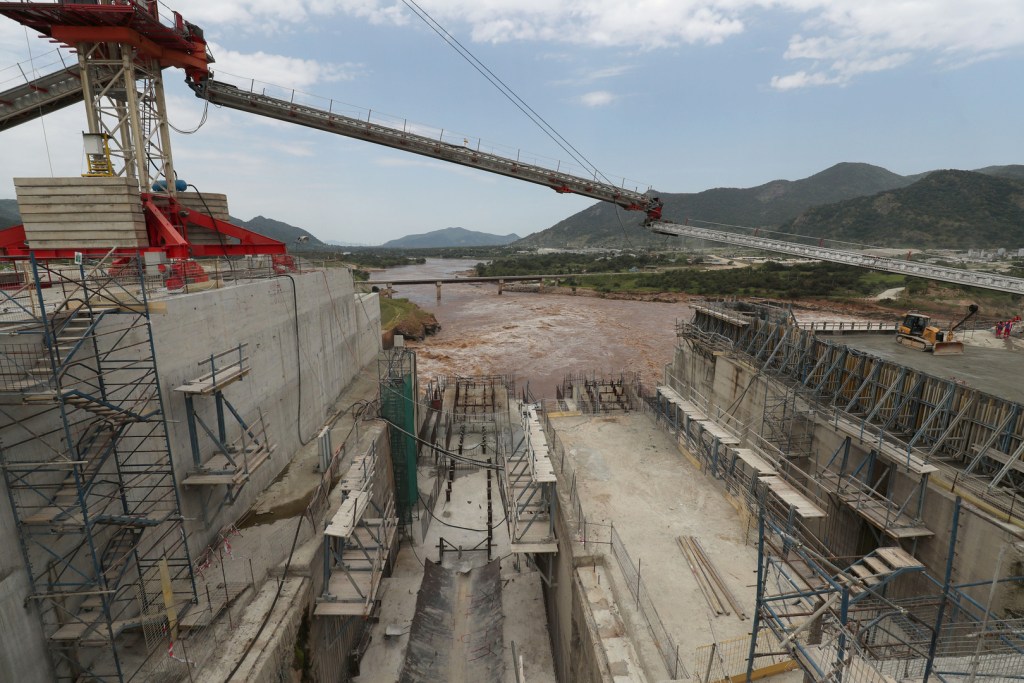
538;475;620;683
0;266;381;680
666;343;1024;616
0;490;51;683
151;269;381;544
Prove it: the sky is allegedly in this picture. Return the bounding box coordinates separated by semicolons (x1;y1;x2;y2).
1;0;1023;245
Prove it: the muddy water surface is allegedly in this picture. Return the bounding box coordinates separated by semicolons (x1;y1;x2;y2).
376;259;688;397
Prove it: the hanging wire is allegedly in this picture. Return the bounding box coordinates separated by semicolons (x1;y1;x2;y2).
22;27;54;176
399;0;615;186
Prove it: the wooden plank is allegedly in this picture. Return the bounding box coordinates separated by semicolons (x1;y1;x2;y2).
15;176;132;187
174;362;250;394
510;541;559;554
875;546;923;570
19;202;143;213
970;445;1024;474
759;475;826;519
698;421;741;445
324;491;369;538
850;564;880;583
733;448;775;474
832;416;937;475
862;556;890;575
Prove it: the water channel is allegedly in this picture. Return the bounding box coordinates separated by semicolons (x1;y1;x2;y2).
374;258;689;396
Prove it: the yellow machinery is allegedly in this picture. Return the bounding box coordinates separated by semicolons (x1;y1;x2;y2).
896;304;978;355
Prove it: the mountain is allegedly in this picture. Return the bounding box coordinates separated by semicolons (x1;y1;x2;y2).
0;199;20;229
518;163;917;249
229;215;327;247
782;170;1024;249
973;164;1024;181
381;227;521;248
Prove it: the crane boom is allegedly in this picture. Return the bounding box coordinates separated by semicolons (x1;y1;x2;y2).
193;78;654;213
649;222;1024;295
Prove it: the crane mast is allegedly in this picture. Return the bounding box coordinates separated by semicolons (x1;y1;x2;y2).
0;0;286;259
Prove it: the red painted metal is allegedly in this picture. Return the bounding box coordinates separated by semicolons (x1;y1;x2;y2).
0;1;209;80
0;197;285;259
0;3;289;260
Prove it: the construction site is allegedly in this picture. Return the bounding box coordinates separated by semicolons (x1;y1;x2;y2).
2;2;1024;682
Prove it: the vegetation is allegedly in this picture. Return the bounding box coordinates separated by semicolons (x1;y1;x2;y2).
784;170;1024;248
475;251;694;276
621;262;902;298
378;297;440;338
519;164;1024;250
379;297;419;331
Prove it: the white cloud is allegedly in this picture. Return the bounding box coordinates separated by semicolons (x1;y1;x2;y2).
208;44;362;90
551;64;634;87
162;1;1024;89
579;90;617;107
769;70;839;90
769;0;1024;88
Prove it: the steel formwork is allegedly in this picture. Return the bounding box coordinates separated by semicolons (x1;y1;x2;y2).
690;303;1024;526
0;254;195;682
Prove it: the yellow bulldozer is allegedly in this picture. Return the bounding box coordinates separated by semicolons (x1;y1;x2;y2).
896;304;979;355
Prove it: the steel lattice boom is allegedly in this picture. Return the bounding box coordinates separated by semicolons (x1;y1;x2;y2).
650;222;1024;295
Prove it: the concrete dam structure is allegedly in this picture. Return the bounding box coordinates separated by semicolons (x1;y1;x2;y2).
2;244;1023;683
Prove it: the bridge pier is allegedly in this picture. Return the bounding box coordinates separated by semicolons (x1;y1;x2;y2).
436;281;442;302
498;279;504;295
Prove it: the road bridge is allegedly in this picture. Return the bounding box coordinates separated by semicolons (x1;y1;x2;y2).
362;273;612;300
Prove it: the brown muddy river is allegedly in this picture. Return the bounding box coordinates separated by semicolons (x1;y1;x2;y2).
375;259;689;397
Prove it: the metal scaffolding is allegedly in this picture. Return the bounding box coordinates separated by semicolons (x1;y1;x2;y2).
748;496;1024;683
176;343;275;517
0;254;196;682
689;302;1024;527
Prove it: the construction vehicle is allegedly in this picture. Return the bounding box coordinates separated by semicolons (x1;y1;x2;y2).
896;304;978;355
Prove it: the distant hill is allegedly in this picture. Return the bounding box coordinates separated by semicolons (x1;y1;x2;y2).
518;162;1024;249
519;162;917;249
228;215;327;248
382;227;521;248
973;164;1024;181
783;170;1024;249
0;198;20;228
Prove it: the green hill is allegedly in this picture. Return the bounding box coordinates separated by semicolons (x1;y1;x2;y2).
782;170;1024;249
230;215;326;247
519;162;916;248
382;227;520;248
0;199;20;229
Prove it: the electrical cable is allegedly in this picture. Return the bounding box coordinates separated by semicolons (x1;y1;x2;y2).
168;50;212;134
418;490;508;532
375;388;503;470
280;274;315;446
223;511;306;682
185;183;236;275
23;27;54;177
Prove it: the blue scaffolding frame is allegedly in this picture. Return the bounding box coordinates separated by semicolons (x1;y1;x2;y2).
0;254;196;682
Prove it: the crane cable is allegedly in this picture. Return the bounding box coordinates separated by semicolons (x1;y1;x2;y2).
22;27;54;177
399;0;614;187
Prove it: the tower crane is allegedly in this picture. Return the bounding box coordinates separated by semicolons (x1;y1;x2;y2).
1;1;1024;296
0;0;283;260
